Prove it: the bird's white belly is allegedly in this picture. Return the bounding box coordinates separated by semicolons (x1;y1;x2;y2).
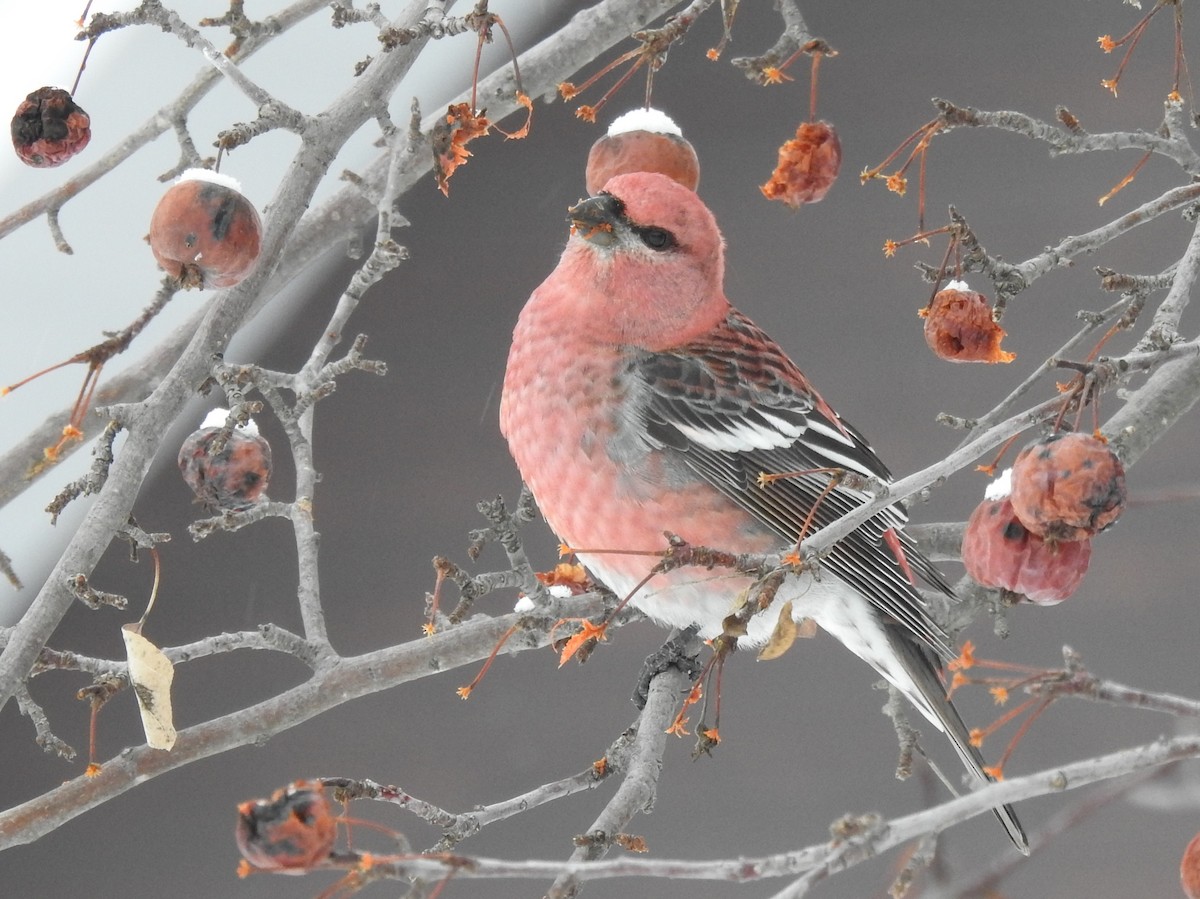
581;552;942;732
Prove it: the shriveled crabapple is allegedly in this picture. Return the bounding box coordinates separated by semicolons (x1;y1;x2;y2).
961;470;1092;605
11;86;91;168
148;169;262;289
236;781;336;873
1010;432;1127;541
760;120;841;207
919;281;1016;363
585;107;700;195
178;409;272;512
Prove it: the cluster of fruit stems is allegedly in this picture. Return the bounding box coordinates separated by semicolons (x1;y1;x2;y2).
3;0;1200;892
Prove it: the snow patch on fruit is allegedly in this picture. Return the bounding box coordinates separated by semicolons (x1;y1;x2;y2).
985;467;1012;501
200;407;260;435
607;107;683;138
178;167;244;192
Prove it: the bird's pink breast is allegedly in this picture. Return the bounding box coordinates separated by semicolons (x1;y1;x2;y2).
501;285;777;629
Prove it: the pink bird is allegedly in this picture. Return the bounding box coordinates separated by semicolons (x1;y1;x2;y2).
500;171;1027;853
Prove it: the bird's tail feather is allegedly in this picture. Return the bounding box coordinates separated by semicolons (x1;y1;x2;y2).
888;630;1030;855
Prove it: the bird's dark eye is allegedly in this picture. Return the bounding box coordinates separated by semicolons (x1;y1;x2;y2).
636;226;675;251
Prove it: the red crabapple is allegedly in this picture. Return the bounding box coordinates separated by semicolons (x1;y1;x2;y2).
961;470;1093;604
1010;432;1126;541
149;169;262;289
1182;831;1200;899
586;108;700;195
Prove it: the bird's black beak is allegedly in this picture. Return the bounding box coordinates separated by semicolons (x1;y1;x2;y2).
567;193;625;247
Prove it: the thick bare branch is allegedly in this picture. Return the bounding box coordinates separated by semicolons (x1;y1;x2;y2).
286;737;1200;888
0;597;609;850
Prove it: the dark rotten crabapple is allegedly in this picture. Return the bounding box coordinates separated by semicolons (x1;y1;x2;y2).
236;781;336;873
585;107;701;195
961;469;1093;605
919;280;1016;363
178;409;272;512
10;86;91;168
148;169;262;289
1010;431;1127;541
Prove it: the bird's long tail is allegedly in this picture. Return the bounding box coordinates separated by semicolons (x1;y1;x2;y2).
888;629;1030;855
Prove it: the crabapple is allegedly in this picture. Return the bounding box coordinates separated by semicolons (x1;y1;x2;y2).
178;411;272;511
1010;432;1126;541
920;281;1015;363
961;473;1092;604
236;782;335;872
149;169;262;289
585;107;700;194
11;86;90;168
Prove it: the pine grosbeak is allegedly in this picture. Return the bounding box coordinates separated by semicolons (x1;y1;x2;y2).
500;171;1027;852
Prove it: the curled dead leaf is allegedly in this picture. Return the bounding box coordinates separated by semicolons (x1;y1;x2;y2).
757;600;797;660
121;623;176;750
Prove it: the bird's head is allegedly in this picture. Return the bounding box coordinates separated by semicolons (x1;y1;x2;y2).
561;172;728;349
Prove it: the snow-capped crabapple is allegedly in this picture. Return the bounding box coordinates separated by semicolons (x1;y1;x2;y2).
236;781;335;873
1010;432;1126;541
920;281;1015;363
760;120;841;207
961;495;1092;605
178;413;272;511
10;87;91;168
586;107;700;195
148;169;262;289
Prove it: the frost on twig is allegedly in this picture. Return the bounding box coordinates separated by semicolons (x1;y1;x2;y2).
426;489;553;630
922;765;1171;899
